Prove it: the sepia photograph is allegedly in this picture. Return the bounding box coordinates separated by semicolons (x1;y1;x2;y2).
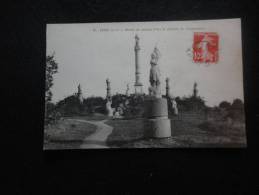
44;18;246;149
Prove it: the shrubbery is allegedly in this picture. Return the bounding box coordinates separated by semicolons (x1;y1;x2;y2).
218;98;245;122
54;95;106;116
175;95;206;112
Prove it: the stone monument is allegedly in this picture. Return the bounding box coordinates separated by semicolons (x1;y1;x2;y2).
165;78;178;115
77;84;83;104
145;47;171;138
126;83;130;97
193;82;198;98
171;98;178;115
106;78;111;99
105;79;113;117
192;81;199;110
134;34;143;95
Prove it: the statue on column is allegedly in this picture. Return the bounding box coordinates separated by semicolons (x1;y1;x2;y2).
106;79;111;100
77;84;83;104
193;82;198;98
149;47;162;98
126;83;130;97
145;46;171;138
105;78;114;117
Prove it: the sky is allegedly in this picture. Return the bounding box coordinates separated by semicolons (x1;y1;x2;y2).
46;19;244;107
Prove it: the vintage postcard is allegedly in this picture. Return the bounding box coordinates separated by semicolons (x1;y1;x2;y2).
44;18;246;149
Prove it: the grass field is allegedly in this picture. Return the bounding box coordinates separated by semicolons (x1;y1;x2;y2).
44;118;97;150
106;114;246;148
44;112;246;149
63;114;108;121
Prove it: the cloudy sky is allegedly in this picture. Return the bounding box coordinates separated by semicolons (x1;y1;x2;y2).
47;18;244;107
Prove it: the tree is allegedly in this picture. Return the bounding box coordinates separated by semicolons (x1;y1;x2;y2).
231;99;244;110
175;95;206;111
45;53;58;102
45;53;58;125
56;95;82;116
84;96;106;114
229;99;244;122
218;99;244;122
219;101;231;110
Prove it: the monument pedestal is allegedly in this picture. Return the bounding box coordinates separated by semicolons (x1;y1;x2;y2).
107;109;113;117
144;98;171;138
106;101;113;117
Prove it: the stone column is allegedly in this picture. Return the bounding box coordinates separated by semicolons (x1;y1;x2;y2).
106;79;111;100
126;83;130;97
145;98;171;138
77;84;83;103
134;34;143;94
193;82;198;98
165;77;170;97
106;79;113;116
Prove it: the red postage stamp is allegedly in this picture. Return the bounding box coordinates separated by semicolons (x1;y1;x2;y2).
193;32;219;63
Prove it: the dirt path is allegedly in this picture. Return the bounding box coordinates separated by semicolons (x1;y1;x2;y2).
67;119;113;149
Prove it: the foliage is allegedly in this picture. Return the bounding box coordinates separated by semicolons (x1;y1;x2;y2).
175;95;206;111
219;101;232;109
54;95;107;116
56;95;83;116
45;53;58;102
124;94;146;117
217;99;245;122
231;98;244;110
45;53;58;125
83;96;106;114
111;94;127;107
228;99;245;122
45;102;57;125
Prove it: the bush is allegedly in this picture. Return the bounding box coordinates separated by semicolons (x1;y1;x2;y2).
55;95;85;116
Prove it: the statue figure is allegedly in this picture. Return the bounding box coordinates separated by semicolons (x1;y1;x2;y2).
149;47;162;98
170;96;178;115
106;99;114;117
